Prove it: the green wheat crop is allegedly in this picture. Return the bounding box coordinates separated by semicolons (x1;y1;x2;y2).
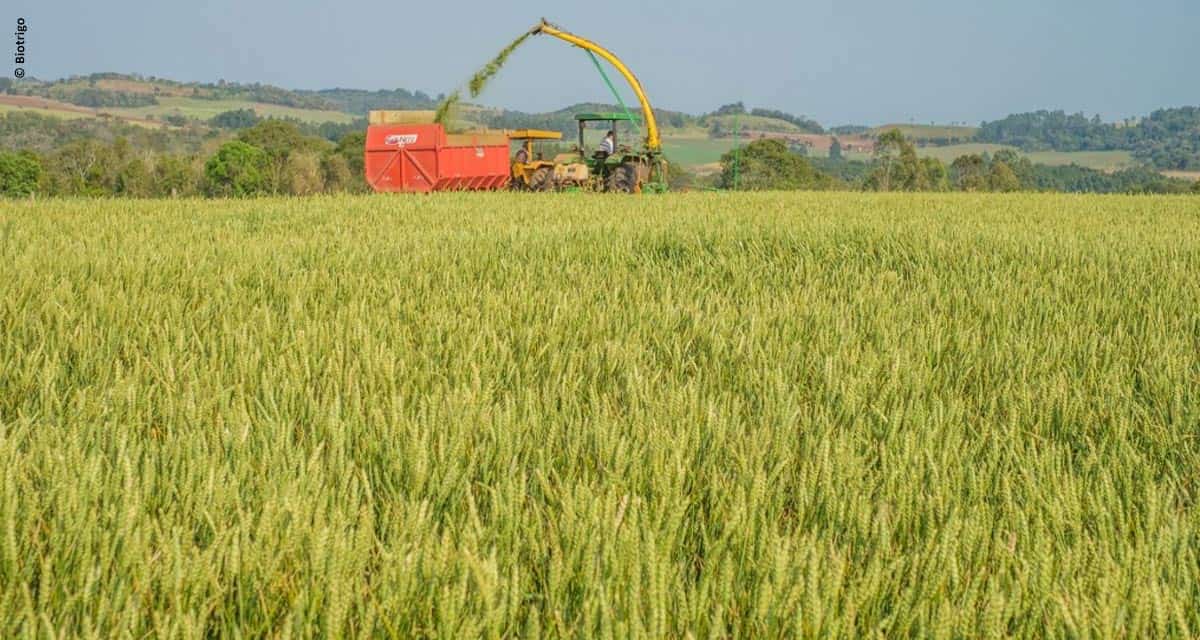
0;192;1198;638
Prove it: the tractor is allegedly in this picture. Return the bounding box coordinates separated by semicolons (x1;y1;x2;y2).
508;129;563;191
570;112;654;193
508;128;591;191
507;113;664;193
527;20;669;193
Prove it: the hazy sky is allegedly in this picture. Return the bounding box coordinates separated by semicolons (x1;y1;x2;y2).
8;0;1198;125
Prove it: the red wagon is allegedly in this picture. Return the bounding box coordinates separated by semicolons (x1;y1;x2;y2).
364;122;511;193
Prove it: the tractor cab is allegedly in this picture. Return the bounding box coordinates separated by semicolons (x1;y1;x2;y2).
575;112;640;174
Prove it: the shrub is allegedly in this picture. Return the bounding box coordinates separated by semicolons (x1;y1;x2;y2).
320;153;355;193
718;139;833;190
204;141;269;197
285;152;324;196
210;108;261;130
0;150;42;197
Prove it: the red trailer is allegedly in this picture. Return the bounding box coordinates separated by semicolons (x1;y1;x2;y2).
364;122;511;193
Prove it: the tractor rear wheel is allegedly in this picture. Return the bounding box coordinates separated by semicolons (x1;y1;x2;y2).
530;167;555;192
606;163;640;193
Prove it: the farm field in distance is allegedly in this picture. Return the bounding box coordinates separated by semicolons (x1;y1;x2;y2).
107;96;358;124
661;136;739;166
661;136;1140;174
914;143;1138;171
0;102;93;120
870;123;980;140
0;93;356;126
2;192;1199;637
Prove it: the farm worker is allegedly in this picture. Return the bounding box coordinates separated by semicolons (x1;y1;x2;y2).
600;130;615;156
514;147;529;163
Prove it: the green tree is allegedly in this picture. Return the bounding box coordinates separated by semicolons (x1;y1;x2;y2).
718;139;834;190
829;137;842;160
320;154;354;193
869;129;906;191
47;140;108;196
210;108;260;130
114;157;153;197
866;129;935;191
951;154;989;191
285;152;324;195
991;149;1035;187
204;141;269;197
154;155;201;197
1192;179;1200;194
238;119;325;160
0;150;42;197
919;157;949;191
237;120;329;193
333;131;366;179
713;102;746;116
988;162;1021;192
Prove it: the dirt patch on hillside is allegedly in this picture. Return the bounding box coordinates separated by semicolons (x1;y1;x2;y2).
1162;170;1200;182
0;95;95;114
0;95;167;127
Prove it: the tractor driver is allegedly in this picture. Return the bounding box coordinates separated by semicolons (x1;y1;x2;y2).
598;130;615;159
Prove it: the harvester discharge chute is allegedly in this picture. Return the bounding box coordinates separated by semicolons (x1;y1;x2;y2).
529;19;667;193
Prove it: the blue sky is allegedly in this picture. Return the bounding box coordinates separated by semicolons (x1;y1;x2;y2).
7;0;1198;125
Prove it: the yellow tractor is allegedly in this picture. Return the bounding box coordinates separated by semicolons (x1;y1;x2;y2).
508;129;591;191
508;129;560;191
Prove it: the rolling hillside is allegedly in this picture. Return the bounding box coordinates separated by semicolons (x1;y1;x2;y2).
4;74;359;127
914;144;1138;171
5;72;1194;177
870;123;978;142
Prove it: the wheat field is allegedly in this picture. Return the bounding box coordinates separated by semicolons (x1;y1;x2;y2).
1;192;1198;638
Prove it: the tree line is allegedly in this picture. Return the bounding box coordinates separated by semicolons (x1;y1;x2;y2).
0;115;367;198
976;108;1200;170
9;74;1200;170
2;113;1197;198
2;74;440;115
714;131;1200;195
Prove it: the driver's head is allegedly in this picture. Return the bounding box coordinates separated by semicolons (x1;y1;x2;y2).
606;130;614;137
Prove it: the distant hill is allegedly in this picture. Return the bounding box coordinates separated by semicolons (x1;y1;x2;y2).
5;72;1199;172
976;108;1200;170
1;72;822;143
0;73;384;127
472;102;696;136
870;124;978;145
0;73;848;142
310;88;439;114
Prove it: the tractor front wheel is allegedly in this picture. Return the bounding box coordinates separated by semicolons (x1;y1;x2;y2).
606;163;640;193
